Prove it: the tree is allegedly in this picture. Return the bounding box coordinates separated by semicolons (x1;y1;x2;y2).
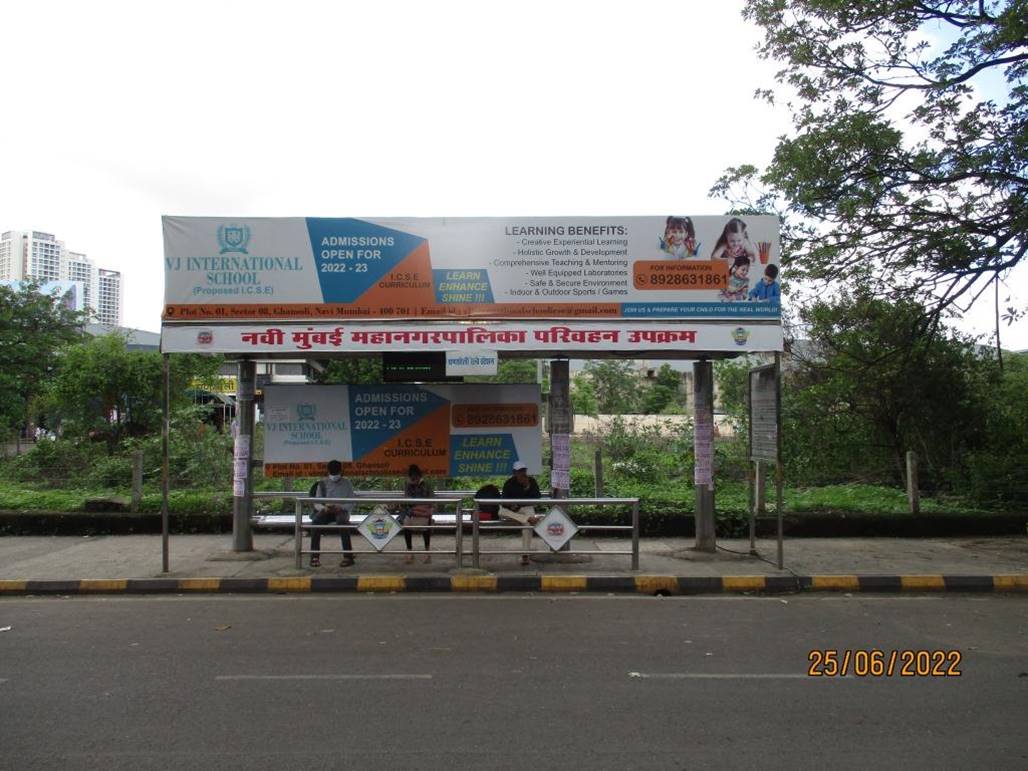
571;372;599;416
786;291;997;486
47;334;222;450
0;282;84;439
311;358;383;385
583;360;643;414
642;364;685;414
715;0;1027;328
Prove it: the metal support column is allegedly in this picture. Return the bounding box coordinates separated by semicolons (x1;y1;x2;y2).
161;354;170;573
232;359;255;552
693;359;716;552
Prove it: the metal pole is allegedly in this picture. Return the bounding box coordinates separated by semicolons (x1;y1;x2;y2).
631;500;639;570
748;462;757;555
775;352;784;570
161;354;170;573
232;359;255;552
294;497;302;569
693;360;716;551
755;459;766;513
455;503;464;569
472;507;480;569
776;466;784;570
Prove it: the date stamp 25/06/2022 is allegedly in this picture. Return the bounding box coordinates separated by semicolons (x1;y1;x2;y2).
808;650;962;677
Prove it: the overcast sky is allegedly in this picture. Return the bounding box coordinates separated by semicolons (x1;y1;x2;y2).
2;0;1024;349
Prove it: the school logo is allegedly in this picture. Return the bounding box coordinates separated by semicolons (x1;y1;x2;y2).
217;224;251;255
196;329;213;345
732;327;751;346
296;403;317;421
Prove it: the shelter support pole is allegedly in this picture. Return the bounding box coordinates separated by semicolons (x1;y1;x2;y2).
548;359;572;550
693;360;716;552
548;359;571;499
232;359;255;552
775;352;784;570
161;354;170;573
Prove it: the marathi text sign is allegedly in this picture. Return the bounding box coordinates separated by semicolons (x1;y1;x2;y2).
262;384;541;478
163;216;780;321
749;365;780;463
161;321;783;354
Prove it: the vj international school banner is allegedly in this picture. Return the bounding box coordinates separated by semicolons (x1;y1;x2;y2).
163;216;780;321
262;384;542;478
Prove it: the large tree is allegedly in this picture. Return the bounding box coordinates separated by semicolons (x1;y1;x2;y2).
786;291;997;485
715;0;1027;327
0;282;84;438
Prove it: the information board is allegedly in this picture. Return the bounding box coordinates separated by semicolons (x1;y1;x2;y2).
262;383;541;478
163;215;780;322
749;365;779;463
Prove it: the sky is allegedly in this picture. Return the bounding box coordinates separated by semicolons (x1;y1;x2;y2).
2;0;1025;349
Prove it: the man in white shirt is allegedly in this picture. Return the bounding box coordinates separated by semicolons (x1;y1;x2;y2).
309;459;356;568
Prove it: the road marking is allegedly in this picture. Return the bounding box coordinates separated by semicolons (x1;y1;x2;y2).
215;674;432;681
629;673;849;680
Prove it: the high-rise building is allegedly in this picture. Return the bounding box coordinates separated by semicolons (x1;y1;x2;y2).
0;230;122;325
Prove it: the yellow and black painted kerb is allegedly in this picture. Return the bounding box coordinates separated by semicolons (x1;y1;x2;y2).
1;575;1027;596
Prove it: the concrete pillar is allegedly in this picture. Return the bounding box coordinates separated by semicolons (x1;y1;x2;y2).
548;359;571;498
232;359;256;552
693;360;716;552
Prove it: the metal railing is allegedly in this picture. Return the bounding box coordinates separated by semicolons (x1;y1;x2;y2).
470;497;640;569
253;491;640;571
292;496;464;569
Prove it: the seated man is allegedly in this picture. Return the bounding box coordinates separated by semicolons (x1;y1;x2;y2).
501;461;542;565
309;459;356;568
474;483;501;522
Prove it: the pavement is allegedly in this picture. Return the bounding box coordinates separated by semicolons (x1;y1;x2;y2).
1;532;1027;594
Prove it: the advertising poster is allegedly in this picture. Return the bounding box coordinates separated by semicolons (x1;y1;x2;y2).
263;384;541;478
163;215;780;322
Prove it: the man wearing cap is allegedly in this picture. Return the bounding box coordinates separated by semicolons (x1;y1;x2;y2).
501;461;542;565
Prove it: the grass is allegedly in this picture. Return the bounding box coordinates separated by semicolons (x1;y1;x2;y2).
0;478;996;517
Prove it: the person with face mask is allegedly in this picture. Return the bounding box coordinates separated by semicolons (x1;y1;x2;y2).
309;459;356;568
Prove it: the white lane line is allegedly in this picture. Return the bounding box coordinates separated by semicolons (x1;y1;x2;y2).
216;674;432;681
629;673;850;680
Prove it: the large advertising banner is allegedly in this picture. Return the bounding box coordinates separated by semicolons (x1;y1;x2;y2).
163;216;780;322
263;384;541;478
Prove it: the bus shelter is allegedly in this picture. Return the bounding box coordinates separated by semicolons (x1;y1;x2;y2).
159;215;784;571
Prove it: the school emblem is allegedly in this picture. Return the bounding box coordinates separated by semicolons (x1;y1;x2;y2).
296;403;317;421
732;327;751;346
217;224;251;254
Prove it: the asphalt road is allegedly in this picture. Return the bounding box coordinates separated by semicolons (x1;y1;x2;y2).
1;594;1026;770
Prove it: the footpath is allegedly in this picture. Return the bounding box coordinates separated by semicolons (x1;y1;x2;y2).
1;533;1027;595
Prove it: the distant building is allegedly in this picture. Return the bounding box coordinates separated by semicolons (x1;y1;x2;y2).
0;230;122;325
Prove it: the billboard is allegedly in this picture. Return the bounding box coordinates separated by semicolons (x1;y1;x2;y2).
163;216;780;322
262;383;541;478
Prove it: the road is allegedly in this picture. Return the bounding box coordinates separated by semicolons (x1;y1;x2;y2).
1;593;1026;770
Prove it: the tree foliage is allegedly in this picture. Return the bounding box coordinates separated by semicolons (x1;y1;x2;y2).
583;360;643;414
0;282;85;437
46;334;222;449
715;0;1027;322
786;292;998;486
571;372;599;416
642;363;685;414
